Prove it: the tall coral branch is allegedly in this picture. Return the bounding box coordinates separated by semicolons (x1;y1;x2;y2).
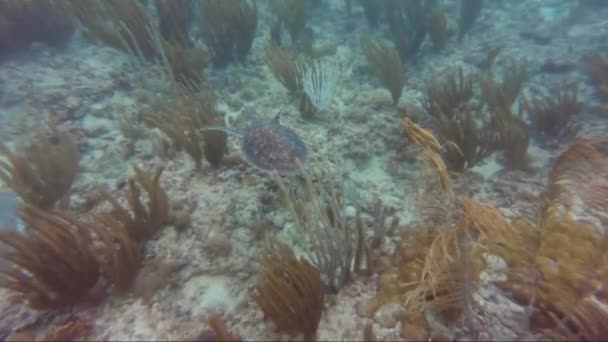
264;42;300;95
102;165;170;242
92;214;142;293
252;239;325;341
0;205;101;310
145;86;226;169
200;0;257;67
361;36;405;105
273;161;364;293
0;123;79;209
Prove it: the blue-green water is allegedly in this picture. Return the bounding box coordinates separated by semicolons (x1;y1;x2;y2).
0;0;607;340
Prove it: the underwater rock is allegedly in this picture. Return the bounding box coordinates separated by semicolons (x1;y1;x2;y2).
373;303;405;328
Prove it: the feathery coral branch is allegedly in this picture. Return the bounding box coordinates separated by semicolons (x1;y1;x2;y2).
252;239;325;341
0;205;100;309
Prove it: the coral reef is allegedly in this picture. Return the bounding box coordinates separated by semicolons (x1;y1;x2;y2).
0;1;607;341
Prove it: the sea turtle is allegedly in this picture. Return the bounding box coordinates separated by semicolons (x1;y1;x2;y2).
205;107;309;175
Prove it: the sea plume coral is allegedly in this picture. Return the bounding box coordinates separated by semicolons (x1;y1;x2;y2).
423;67;474;120
60;0;157;58
361;36;405;105
92;213;142;294
200;0;257;67
358;195;500;334
493;137;608;340
0;0;74;58
264;42;300;96
145;86;227;170
401;117;453;198
547;137;608;219
0;123;80;209
101;165;170;242
252;239;325;341
273;161;365;293
0;205;101;310
419;67;500;171
523;83;582;138
61;0;209;86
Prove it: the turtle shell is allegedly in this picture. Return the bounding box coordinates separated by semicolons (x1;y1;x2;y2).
241;121;308;175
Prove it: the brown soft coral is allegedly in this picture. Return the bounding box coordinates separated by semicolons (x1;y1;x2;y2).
252;239;325;341
547;137;608;216
101;165;170;242
145;87;226;170
494;138;608;340
522;83;582;137
0;205;102;310
361;36;405;105
0;203;144;310
0;0;74;57
0;123;80;209
359;195;500;336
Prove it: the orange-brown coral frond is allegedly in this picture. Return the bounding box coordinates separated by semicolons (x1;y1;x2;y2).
547;137;608;217
145;86;223;169
252;239;325;341
408;198;511;323
401;117;442;152
523;83;582;137
264;41;300;95
0;205;101;310
102;165;170;242
459;197;511;241
423;67;474;119
541;296;608;341
401;117;453;198
361;36;405;105
0;123;79;209
91;214;142;294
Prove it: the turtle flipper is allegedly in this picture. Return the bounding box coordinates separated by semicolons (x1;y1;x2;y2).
242;107;262;124
201;126;242;136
